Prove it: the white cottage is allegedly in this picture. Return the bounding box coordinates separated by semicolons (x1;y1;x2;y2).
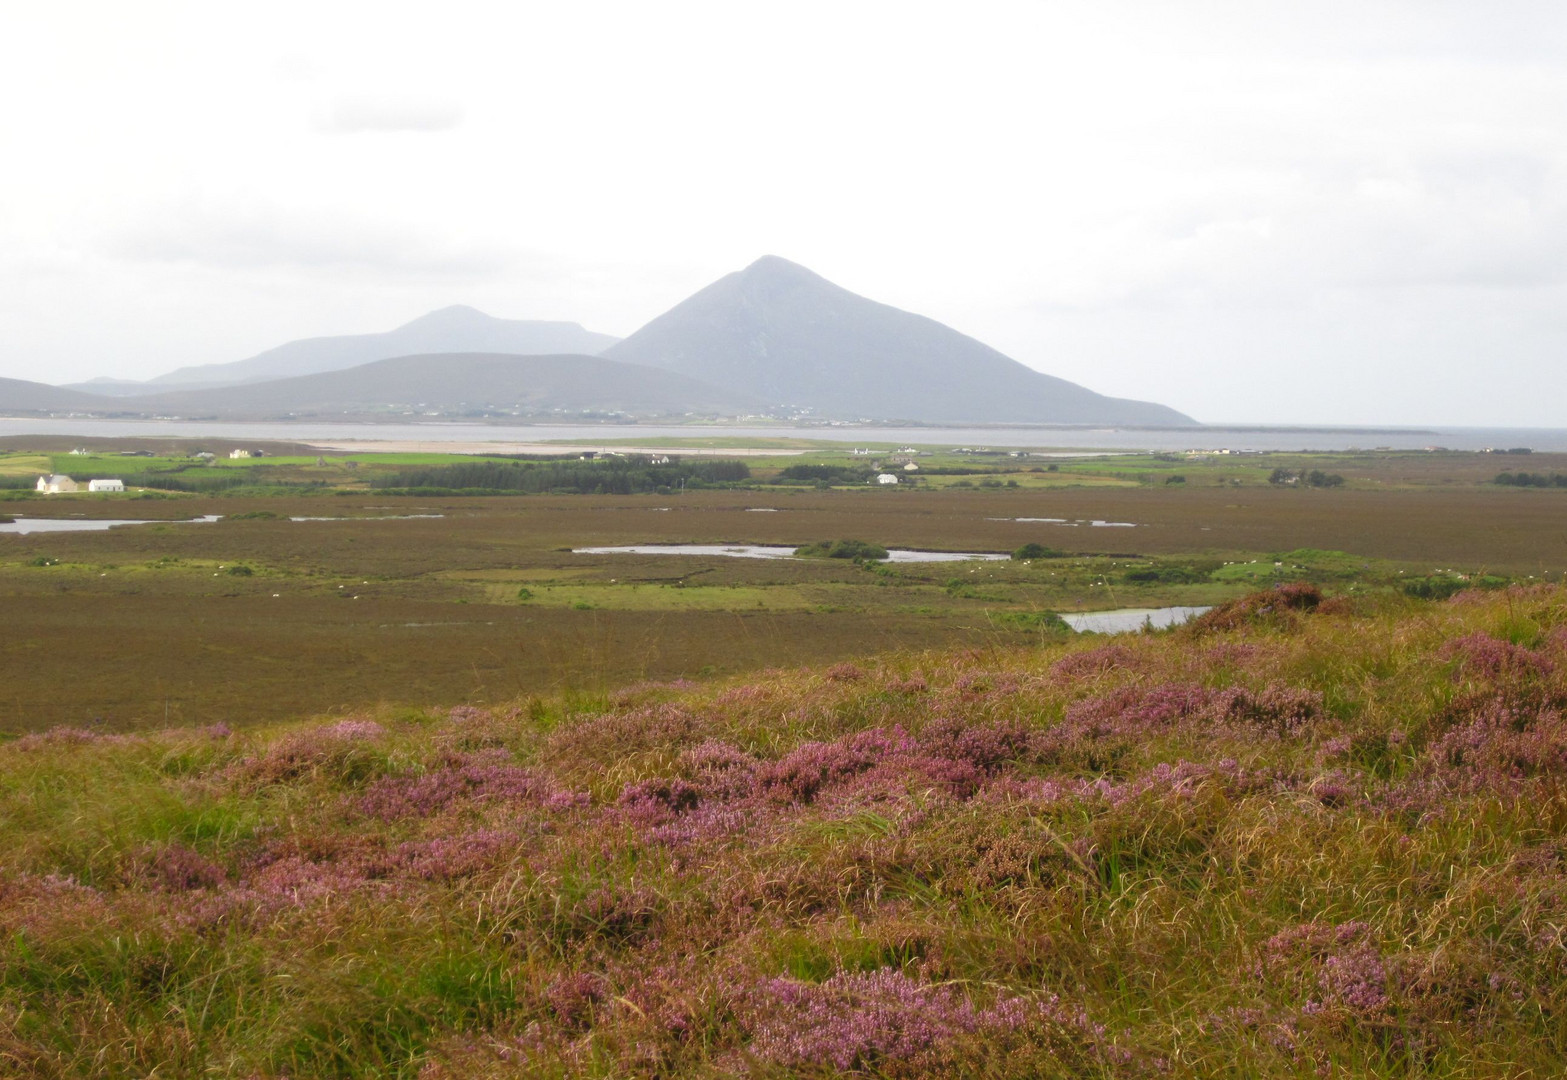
88;478;125;492
875;473;899;485
36;474;79;493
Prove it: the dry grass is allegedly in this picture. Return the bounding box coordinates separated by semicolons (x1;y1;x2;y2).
2;481;1565;732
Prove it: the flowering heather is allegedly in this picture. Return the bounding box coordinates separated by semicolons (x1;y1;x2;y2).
1049;642;1139;679
1058;680;1323;742
1441;632;1555;681
394;830;518;881
734;969;1117;1073
238;715;389;783
1256;921;1391;1025
133;841;227;891
357;755;584;820
610;678;700;707
6;584;1567;1077
10;725;130;751
617;776;702;827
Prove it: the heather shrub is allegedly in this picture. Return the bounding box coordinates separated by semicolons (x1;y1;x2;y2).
7;587;1567;1076
1189;582;1323;633
1442;631;1555;682
730;969;1120;1076
238;717;393;785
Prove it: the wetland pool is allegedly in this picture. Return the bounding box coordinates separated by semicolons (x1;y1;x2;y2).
0;515;222;535
1061;606;1213;633
574;543;1010;563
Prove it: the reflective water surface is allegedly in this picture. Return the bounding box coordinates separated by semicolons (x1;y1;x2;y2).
1061;606;1213;633
574;543;1009;563
0;515;221;535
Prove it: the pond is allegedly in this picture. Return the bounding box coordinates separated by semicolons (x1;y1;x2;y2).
574;544;1009;563
989;517;1138;527
1061;606;1212;634
289;514;446;522
0;515;222;535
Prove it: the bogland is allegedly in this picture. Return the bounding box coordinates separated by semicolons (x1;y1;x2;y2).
0;440;1564;732
4;583;1567;1075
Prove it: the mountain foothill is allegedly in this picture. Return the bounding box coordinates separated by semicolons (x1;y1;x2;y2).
17;258;1195;426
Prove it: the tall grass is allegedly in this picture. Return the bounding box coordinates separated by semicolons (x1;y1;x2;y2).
3;585;1567;1076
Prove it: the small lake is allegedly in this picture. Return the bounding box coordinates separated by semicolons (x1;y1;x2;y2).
574;543;1009;563
0;515;222;535
1061;606;1212;633
990;517;1138;527
289;514;445;522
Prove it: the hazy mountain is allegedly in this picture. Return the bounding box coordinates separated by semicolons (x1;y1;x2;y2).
59;377;174;397
121;352;763;419
606;256;1195;425
0;377;116;413
133;306;622;390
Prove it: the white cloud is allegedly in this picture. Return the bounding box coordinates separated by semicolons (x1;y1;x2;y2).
312;95;464;134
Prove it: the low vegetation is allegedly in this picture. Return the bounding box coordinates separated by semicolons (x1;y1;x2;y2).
1494;471;1567;488
369;457;751;496
794;539;890;561
1268;468;1345;488
5;585;1567;1076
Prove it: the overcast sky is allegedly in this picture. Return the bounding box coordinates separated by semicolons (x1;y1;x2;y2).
3;1;1565;426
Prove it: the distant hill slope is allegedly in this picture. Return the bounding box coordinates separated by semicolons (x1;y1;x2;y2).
605;256;1195;426
136;306;622;390
125;352;764;419
0;377;115;414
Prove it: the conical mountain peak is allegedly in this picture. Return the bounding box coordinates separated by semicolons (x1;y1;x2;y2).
605;257;1195;425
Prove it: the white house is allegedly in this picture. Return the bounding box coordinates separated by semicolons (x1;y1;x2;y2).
88;478;125;493
875;473;899;485
36;474;78;494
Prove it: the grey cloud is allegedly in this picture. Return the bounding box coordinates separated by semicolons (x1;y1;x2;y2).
313;94;464;134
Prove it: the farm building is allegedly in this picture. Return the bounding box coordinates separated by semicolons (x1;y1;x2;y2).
88;479;125;492
875;473;899;485
229;449;252;459
36;475;79;493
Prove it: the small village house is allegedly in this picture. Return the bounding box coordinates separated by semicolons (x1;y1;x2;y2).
36;475;78;493
229;449;252;459
88;479;125;492
875;473;899;485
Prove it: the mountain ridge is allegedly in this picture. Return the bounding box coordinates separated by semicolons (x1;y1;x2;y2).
132;306;622;391
93;352;764;419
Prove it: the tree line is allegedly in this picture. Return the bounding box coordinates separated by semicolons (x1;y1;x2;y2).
1494;472;1567;488
369;457;751;495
